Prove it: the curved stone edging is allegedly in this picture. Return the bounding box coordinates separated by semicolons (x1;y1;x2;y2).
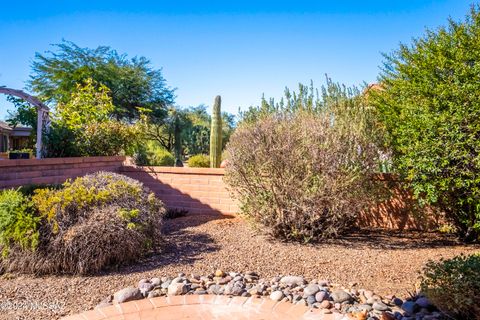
61;295;344;320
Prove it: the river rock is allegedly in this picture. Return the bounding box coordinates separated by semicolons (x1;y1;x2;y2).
401;301;419;315
113;287;142;303
151;278;162;287
373;301;389;311
415;297;430;308
280;276;306;286
331;290;353;303
304;284;320;296
270;290;284;301
168;283;187;295
315;291;328;302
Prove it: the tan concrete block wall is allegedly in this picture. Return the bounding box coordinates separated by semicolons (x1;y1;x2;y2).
120;166;238;215
0;156;126;189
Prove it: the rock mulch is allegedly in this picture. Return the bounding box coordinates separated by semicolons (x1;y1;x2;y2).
0;215;478;320
103;271;441;320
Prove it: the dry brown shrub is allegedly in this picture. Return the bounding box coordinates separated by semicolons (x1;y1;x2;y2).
225;111;383;242
1;172;165;274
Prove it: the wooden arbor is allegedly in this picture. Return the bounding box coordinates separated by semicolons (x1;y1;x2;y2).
0;87;50;159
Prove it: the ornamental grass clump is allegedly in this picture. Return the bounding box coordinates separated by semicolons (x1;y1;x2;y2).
1;172;165;275
225;80;384;242
420;253;480;320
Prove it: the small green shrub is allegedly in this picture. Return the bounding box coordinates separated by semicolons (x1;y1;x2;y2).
187;154;210;168
2;172;165;274
420;253;480;319
134;142;175;166
79;120;140;156
0;190;39;256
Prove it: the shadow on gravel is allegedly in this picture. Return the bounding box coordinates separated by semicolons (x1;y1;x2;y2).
329;229;474;250
105;214;232;275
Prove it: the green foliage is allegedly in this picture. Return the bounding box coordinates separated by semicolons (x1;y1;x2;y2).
29;40;175;122
1;172;166;274
225;80;383;242
56;78;113;130
80;120;140;156
5;96;37;148
420;253;480;319
0;190;39;257
44;79;141;157
134;141;175;166
210;96;222;168
142;104;236;159
187;154;210;168
372;6;480;241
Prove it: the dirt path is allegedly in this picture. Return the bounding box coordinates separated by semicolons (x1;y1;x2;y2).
0;214;478;320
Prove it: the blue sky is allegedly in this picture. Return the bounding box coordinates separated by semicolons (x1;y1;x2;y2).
0;1;472;119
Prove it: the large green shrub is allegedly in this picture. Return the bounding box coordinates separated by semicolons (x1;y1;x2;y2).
372;6;480;241
134;141;175;166
187;154;210;168
420;253;480;319
44;79;141;158
225;81;383;242
2;172;165;274
0;190;39;257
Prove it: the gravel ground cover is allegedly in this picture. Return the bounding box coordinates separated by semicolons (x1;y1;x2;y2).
0;214;478;320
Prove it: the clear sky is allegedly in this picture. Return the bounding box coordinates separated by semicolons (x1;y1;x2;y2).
0;0;473;119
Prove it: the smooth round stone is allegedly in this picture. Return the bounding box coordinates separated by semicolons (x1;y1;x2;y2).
113;287;142;303
304;284;320;296
280;276;306;286
315;291;328;302
270;290;284;301
357;304;373;311
168;283;187;295
151;277;162;287
306;295;316;305
319;300;331;309
393;298;403;306
139;282;155;296
138;279;150;286
147;289;161;298
415;297;430;308
215;270;225;277
331;290;353;303
401;301;419;315
233;276;243;282
373;301;389;311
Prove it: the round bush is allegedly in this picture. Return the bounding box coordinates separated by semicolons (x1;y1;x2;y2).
225;111;382;242
420;253;480;319
1;172;165;274
187;154;210;168
134;142;175;166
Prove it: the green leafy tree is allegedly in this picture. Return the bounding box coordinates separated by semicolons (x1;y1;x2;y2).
56;78;113;129
29;40;175;122
372;5;480;241
45;79;140;157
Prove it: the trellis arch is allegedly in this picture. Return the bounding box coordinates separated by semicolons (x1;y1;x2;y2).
0;87;50;159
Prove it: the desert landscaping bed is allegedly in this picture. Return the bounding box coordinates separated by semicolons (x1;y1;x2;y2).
0;214;478;320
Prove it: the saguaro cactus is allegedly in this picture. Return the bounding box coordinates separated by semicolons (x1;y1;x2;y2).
210;95;222;168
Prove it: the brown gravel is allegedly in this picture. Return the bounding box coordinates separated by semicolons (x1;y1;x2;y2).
0;214;478;320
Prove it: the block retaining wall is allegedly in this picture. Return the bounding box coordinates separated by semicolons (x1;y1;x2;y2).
120;166;238;215
0;157;443;230
0;156;126;189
